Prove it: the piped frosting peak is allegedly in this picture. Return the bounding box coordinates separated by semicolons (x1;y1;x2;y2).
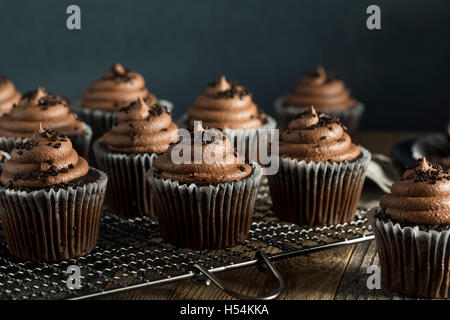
279;106;361;162
284;66;356;111
82;63;156;111
102;97;178;153
153;122;252;185
1;127;89;189
380;158;450;225
0;87;83;138
187;76;267;129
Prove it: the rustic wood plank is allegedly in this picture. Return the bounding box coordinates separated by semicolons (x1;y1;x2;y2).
335;241;407;300
98;245;354;300
273;246;355;300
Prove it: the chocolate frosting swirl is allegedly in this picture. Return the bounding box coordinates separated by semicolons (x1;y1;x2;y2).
103;97;178;153
186;76;267;129
380;158;450;225
0;76;21;116
279;106;361;162
284;66;356;111
1;127;89;189
153;123;252;184
0;87;83;138
82;63;156;111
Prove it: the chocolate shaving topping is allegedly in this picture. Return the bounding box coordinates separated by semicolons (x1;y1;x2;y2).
293;109;342;131
37;93;68;108
103;64;136;83
205;82;251;100
4;128;76;187
404;159;450;184
21;88;47;102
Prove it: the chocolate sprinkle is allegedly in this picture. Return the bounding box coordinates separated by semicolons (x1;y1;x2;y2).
205;82;251;100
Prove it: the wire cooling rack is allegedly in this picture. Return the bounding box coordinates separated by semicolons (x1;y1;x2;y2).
0;184;374;300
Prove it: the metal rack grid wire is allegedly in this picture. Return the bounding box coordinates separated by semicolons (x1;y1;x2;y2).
0;183;374;300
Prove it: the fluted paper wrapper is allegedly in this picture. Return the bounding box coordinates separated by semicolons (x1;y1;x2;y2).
146;163;263;249
368;208;450;299
268;147;371;226
93;138;157;218
0;168;107;262
72;99;174;142
412;133;449;168
274;96;365;133
0;122;93;159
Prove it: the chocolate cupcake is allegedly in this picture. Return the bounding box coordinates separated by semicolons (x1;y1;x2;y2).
275;66;364;132
369;158;450;299
146;123;263;249
73;63;173;142
268;106;371;226
0;87;92;158
412;121;450;168
177;76;276;165
0;127;107;261
93;97;178;217
0;76;20;116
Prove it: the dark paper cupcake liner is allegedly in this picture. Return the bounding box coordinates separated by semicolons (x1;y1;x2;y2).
268;147;371;226
274;96;365;133
411;133;449;168
0;122;92;159
146;163;263;250
0;168;107;262
72;99;174;142
368;208;450;299
93;138;157;218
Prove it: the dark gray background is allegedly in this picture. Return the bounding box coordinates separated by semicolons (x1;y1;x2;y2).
0;0;449;131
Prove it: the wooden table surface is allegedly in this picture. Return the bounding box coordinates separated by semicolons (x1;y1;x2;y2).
99;131;425;300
